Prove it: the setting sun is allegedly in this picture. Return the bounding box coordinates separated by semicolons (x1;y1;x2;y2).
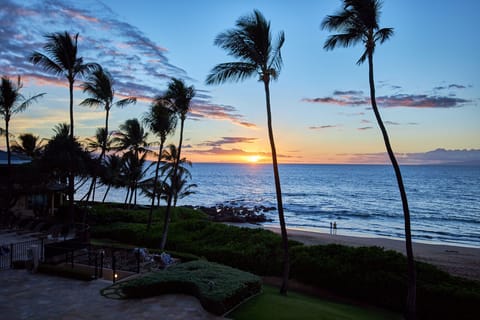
246;155;262;163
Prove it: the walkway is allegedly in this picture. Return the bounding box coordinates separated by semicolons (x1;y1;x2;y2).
0;269;224;320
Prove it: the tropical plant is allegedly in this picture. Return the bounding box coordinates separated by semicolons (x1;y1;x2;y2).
30;31;98;139
99;154;125;203
11;133;45;159
163;168;197;207
31;31;98;221
0;76;45;166
322;1;416;318
121;151;148;207
80;66;136;202
41;123;92;222
143;99;177;229
205;10;290;295
159;78;195;250
0;76;44;213
113;118;150;207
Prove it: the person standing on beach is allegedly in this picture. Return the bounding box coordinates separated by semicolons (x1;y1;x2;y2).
333;221;337;235
330;221;333;234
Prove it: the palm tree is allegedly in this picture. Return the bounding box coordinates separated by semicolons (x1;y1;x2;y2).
31;31;98;221
99;154;125;203
143;100;177;229
0;76;44;213
30;31;98;139
322;1;416;318
113;118;149;207
159;78;195;250
1;76;45;166
80;66;136;202
11;133;45;159
205;10;289;295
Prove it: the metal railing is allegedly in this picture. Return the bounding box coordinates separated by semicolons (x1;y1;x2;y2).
0;238;44;270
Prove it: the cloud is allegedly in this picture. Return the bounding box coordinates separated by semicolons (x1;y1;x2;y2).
309;125;340;130
345;148;480;165
434;84;467;90
333;90;363;96
189;103;257;128
303;88;473;109
198;137;258;147
0;0;254;128
357;127;373;131
191;147;294;159
385;121;400;125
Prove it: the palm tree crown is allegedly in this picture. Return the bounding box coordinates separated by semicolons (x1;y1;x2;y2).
11;133;45;159
321;0;393;64
30;31;98;138
206;10;285;85
0;76;45;165
163;78;195;121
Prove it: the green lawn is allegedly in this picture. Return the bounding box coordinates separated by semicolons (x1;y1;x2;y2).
227;285;401;320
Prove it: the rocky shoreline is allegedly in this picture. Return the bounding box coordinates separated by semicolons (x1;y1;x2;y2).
191;204;275;224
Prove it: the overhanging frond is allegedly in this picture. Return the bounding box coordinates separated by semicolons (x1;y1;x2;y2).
206;62;257;85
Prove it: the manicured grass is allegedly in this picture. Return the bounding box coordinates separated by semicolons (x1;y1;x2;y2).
227;285;402;320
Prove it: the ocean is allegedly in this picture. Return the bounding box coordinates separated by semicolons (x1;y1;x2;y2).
78;163;480;248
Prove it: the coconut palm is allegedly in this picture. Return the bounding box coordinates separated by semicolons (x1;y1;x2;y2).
30;31;98;139
113;118;149;207
322;1;415;318
159;78;195;250
80;66;136;202
99;154;125;203
205;10;289;294
31;31;98;220
1;76;45;166
80;66;136;156
0;76;44;213
143;100;178;229
11;133;45;159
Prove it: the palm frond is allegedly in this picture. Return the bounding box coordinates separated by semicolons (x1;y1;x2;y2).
268;31;285;75
30;52;64;76
375;27;394;44
206;62;257;85
115;97;137;108
79;97;102;108
14;93;46;114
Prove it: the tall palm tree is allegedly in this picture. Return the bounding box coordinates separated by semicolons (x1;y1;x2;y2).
322;1;416;318
30;31;98;139
80;66;136;202
11;133;45;159
143;100;177;229
80;66;136;157
113;118;149;207
1;76;45;166
159;78;195;250
31;31;98;221
205;10;289;295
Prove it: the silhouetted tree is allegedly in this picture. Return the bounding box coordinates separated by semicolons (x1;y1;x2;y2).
143;99;177;229
11;133;45;159
159;79;195;250
31;31;98;220
206;10;290;295
322;1;416;318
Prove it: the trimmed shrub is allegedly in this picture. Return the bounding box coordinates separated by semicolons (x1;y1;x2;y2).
104;260;262;315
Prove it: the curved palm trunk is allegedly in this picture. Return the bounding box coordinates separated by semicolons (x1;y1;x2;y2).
264;79;290;295
147;140;165;230
5;119;13;213
368;52;416;319
160;118;184;250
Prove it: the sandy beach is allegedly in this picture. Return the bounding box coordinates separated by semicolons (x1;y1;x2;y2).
261;226;480;281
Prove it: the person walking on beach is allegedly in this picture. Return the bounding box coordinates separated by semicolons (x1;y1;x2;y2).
330;221;333;234
333;221;337;235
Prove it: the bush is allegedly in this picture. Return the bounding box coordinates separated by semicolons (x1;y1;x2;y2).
103;260;262;315
89;204;480;319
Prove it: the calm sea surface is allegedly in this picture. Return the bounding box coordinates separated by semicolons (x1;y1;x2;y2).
78;163;480;248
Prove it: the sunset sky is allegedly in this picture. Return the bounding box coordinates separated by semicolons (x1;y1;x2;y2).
1;0;479;164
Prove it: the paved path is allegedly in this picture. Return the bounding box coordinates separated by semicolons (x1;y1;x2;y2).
0;269;224;320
